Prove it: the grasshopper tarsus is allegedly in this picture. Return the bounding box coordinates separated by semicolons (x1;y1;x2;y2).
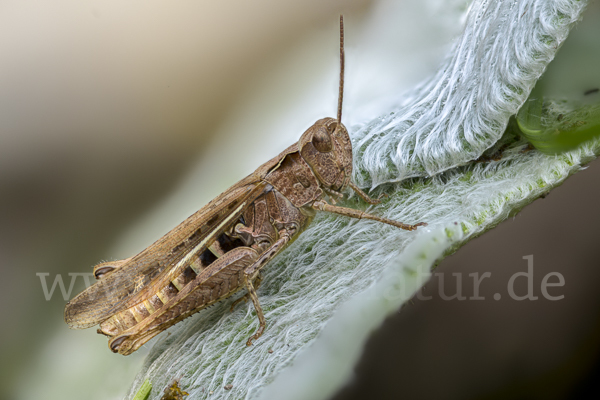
377;193;389;201
404;221;428;231
246;328;264;347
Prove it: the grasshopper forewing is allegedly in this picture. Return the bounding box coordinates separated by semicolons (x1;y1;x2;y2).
64;16;426;355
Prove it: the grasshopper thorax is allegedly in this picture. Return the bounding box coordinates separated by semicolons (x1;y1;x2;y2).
298;117;353;192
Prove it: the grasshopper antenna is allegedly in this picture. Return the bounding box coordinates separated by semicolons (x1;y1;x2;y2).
337;15;345;124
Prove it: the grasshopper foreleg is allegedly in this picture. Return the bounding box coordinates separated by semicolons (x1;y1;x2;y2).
323;187;344;205
312;200;426;231
242;233;291;346
348;181;387;205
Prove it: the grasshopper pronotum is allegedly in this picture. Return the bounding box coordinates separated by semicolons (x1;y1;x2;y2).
64;16;426;355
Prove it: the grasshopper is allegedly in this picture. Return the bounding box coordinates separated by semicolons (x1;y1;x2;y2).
64;16;426;355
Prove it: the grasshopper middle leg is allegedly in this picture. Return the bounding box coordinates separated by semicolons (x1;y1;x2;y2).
241;233;292;346
229;273;262;312
348;181;386;205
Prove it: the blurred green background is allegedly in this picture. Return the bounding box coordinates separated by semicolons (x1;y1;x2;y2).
1;1;600;400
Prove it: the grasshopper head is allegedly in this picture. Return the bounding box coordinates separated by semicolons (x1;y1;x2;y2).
298;117;353;191
298;16;352;192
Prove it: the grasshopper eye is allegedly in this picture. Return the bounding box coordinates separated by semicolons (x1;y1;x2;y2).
312;129;333;152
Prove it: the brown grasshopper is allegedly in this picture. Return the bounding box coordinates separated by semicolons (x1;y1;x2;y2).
64;16;426;355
